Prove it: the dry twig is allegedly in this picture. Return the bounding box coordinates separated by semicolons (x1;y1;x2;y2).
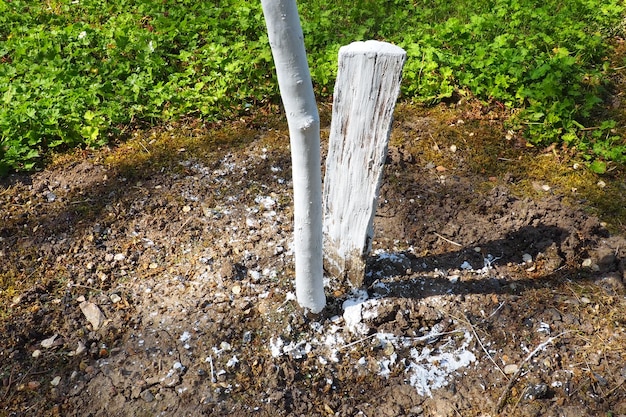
2;365;16;400
496;331;570;413
470;323;506;378
453;312;506;378
433;232;462;247
175;215;194;236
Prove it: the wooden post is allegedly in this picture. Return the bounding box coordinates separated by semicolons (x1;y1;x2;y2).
323;40;406;287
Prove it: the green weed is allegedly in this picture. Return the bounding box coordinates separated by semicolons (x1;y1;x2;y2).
0;0;624;173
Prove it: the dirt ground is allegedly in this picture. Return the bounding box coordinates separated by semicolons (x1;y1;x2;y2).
1;99;626;417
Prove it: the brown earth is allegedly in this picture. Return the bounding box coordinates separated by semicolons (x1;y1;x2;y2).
1;100;626;417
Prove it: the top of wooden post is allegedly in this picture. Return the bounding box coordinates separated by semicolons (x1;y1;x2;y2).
339;40;406;57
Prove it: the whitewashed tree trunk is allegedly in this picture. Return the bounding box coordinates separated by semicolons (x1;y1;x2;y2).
323;41;406;287
261;0;326;313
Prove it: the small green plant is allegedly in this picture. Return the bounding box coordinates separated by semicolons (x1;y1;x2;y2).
0;0;624;174
0;0;275;173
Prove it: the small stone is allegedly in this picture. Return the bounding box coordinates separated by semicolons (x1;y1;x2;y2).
473;247;482;253
141;389;155;402
582;258;593;268
32;349;42;358
50;376;61;387
104;253;114;262
110;294;122;304
41;334;58;349
449;144;457;153
593;372;608;386
10;295;22;307
27;381;41;390
522;253;533;263
409;406;424;415
580;296;591;304
45;192;57;202
75;341;87;356
504;364;519;375
173;362;185;372
149;262;158;269
597;180;606;188
86;262;94;270
182;205;191;213
79;301;106;330
231;285;241;295
113;253;125;261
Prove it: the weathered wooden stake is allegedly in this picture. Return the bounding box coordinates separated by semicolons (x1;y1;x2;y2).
323;40;406;287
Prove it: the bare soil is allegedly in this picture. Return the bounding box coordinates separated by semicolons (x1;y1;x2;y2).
1;101;626;417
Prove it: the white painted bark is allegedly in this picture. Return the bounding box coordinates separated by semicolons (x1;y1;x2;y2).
323;41;406;287
261;0;325;313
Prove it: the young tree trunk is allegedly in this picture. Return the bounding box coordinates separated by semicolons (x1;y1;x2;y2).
323;41;406;287
261;0;326;313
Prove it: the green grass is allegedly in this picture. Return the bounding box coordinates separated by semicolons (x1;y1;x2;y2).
0;0;624;174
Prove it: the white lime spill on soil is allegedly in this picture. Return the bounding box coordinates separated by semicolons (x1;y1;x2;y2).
270;286;478;397
263;249;517;396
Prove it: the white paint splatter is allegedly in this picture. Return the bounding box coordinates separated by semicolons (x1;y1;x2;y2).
226;355;239;368
342;289;373;334
460;261;473;270
269;290;477;397
254;195;276;210
405;330;476;397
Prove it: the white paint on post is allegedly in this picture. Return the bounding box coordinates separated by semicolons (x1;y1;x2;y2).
323;40;406;287
261;0;325;313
